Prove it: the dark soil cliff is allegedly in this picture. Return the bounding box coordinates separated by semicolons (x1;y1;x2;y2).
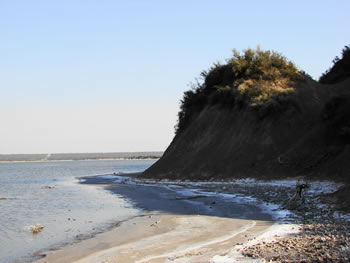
144;48;350;182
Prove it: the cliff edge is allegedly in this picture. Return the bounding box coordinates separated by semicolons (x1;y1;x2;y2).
144;47;350;182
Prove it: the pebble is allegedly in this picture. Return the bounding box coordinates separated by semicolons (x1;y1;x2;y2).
162;179;350;262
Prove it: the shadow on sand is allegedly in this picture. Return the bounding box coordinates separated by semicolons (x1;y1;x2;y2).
80;175;273;222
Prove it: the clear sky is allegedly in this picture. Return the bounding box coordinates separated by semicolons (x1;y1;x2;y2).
0;0;349;154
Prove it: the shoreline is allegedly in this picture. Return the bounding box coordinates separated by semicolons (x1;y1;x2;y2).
0;158;160;164
36;213;279;263
32;174;350;262
33;174;297;263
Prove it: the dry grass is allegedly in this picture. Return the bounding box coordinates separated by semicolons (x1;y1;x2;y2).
237;77;295;106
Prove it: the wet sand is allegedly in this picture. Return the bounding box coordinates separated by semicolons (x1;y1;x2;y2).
35;175;277;263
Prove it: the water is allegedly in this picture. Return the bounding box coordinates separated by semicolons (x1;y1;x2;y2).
0;159;156;263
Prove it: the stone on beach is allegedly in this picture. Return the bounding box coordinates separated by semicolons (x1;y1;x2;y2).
29;224;45;234
41;185;56;189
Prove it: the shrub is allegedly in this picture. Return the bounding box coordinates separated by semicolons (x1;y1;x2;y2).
175;47;303;134
237;77;295;107
319;45;350;84
176;88;207;133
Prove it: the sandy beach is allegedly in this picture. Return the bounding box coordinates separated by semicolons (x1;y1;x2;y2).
37;214;274;263
34;175;279;263
33;175;350;263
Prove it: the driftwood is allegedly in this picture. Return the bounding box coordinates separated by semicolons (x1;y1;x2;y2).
286;183;308;210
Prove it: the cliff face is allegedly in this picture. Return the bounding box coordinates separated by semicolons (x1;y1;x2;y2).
144;48;350;182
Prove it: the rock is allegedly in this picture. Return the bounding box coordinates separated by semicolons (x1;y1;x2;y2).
41;185;55;189
29;224;44;234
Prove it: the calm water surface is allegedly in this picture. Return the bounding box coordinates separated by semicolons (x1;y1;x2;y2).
0;159;155;263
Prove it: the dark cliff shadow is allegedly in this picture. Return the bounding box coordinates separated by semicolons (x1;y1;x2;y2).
80;175;274;222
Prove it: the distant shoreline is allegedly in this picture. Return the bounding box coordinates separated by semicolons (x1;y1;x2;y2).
0;157;160;164
0;151;163;163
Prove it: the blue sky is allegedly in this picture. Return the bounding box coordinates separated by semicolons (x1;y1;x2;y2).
0;0;349;154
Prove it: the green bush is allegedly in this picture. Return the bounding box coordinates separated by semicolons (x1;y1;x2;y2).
175;48;303;134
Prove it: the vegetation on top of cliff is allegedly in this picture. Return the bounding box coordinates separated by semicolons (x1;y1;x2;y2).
176;48;304;133
319;45;350;84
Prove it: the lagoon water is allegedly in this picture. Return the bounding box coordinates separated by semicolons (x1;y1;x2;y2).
0;159;156;263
